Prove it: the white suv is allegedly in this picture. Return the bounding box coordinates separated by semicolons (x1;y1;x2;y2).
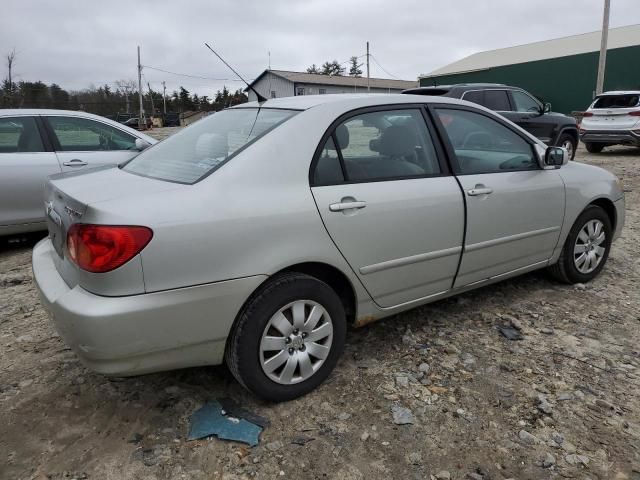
580;91;640;153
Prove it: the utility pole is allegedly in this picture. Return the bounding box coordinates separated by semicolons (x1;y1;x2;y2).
595;0;611;96
162;81;167;114
366;41;370;92
147;82;155;117
137;46;144;129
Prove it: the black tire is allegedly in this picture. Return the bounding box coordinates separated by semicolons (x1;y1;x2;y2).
225;272;346;402
548;205;612;284
557;133;577;160
585;142;604;154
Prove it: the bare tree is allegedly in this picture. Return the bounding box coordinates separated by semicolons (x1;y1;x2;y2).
5;48;17;107
115;79;137;114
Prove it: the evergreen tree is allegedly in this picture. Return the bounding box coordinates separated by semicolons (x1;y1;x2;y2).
348;56;363;77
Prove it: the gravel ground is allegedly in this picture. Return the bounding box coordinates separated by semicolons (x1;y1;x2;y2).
1;143;639;480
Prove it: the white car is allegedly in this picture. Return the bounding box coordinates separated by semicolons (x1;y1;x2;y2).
580;91;640;153
0;109;156;236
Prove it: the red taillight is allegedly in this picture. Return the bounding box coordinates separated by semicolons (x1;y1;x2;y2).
582;112;594;117
629;111;640;116
67;224;153;273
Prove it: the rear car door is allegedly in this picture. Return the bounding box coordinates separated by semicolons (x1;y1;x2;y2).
310;107;465;308
43;115;140;171
432;106;564;288
0;116;61;229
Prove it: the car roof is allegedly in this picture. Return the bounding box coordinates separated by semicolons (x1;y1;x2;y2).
596;90;640;96
0;108;157;143
234;93;476;111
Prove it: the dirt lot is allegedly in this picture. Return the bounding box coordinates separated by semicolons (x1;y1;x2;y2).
1;143;639;480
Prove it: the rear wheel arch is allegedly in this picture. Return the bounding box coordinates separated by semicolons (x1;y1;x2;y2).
276;262;357;326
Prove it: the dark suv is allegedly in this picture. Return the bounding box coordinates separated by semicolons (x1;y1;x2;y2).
403;84;578;159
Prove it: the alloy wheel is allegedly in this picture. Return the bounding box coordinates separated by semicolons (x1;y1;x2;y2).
561;139;574;159
259;300;333;385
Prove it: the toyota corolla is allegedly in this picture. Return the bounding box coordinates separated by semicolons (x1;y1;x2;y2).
32;94;625;401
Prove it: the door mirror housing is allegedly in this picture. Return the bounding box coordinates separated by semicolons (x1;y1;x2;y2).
135;138;151;151
543;102;552;113
544;146;568;168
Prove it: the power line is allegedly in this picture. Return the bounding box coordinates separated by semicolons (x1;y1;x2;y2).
142;65;249;82
370;55;400;79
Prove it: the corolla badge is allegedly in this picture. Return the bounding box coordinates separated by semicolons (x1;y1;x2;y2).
64;205;83;218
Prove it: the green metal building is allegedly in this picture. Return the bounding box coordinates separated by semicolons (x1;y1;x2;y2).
419;24;640;114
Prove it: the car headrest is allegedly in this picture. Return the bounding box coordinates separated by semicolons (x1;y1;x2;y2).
195;133;228;159
379;125;416;157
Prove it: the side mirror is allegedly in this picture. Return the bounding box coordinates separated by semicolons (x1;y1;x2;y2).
543;102;552;113
135;138;151;151
544;146;568;168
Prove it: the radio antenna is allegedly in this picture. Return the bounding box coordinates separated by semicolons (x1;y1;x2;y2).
204;42;266;103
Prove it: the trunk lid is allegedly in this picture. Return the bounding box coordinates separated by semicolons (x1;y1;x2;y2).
584;94;640;130
44;166;183;293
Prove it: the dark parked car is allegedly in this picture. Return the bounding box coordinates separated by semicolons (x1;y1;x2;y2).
403;84;578;159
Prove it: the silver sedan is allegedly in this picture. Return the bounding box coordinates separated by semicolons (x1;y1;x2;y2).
0;109;155;236
32;94;625;401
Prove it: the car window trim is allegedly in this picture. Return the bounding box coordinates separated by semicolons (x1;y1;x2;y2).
427;103;541;176
309;103;451;187
41;115;139;153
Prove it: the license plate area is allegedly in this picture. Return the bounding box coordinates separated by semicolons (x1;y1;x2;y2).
46;202;65;258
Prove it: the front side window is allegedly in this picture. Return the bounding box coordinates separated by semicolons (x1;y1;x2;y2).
435;109;537;174
313;109;440;183
46;116;137;152
0;116;44;153
511;90;542;113
124;108;298;184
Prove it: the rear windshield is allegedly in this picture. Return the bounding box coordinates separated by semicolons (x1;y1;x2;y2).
123;108;298;184
593;94;640;109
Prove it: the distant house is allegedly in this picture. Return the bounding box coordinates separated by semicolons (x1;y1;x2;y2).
245;69;418;102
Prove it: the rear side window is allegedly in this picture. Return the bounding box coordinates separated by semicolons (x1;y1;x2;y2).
484;90;511;111
312;109;440;184
46;116;137;151
124;108;298;184
436;108;537;174
0;117;44;153
593;94;640;109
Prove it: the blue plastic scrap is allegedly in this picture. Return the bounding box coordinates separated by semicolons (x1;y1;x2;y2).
188;400;263;446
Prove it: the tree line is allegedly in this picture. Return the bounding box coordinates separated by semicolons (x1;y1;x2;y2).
307;57;363;77
0;80;247;117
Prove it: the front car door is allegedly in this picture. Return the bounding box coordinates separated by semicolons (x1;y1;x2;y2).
431;106;565;288
42;115;140;171
310;107;465;308
504;89;555;144
0;115;61;232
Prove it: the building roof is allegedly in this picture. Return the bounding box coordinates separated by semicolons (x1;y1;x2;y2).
422;23;640;79
246;69;418;91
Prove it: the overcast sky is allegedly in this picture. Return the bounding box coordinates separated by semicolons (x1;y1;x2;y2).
2;0;639;98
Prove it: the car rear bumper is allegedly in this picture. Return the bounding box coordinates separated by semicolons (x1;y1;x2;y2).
32;238;266;376
580;129;640;145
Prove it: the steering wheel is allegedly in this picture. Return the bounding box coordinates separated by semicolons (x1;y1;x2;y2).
462;131;494;149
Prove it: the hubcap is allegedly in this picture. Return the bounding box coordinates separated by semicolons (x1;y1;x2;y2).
259;300;333;385
562;140;574;159
573;219;606;274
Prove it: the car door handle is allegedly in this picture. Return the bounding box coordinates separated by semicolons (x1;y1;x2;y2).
329;200;367;212
63;159;88;167
467;186;493;196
